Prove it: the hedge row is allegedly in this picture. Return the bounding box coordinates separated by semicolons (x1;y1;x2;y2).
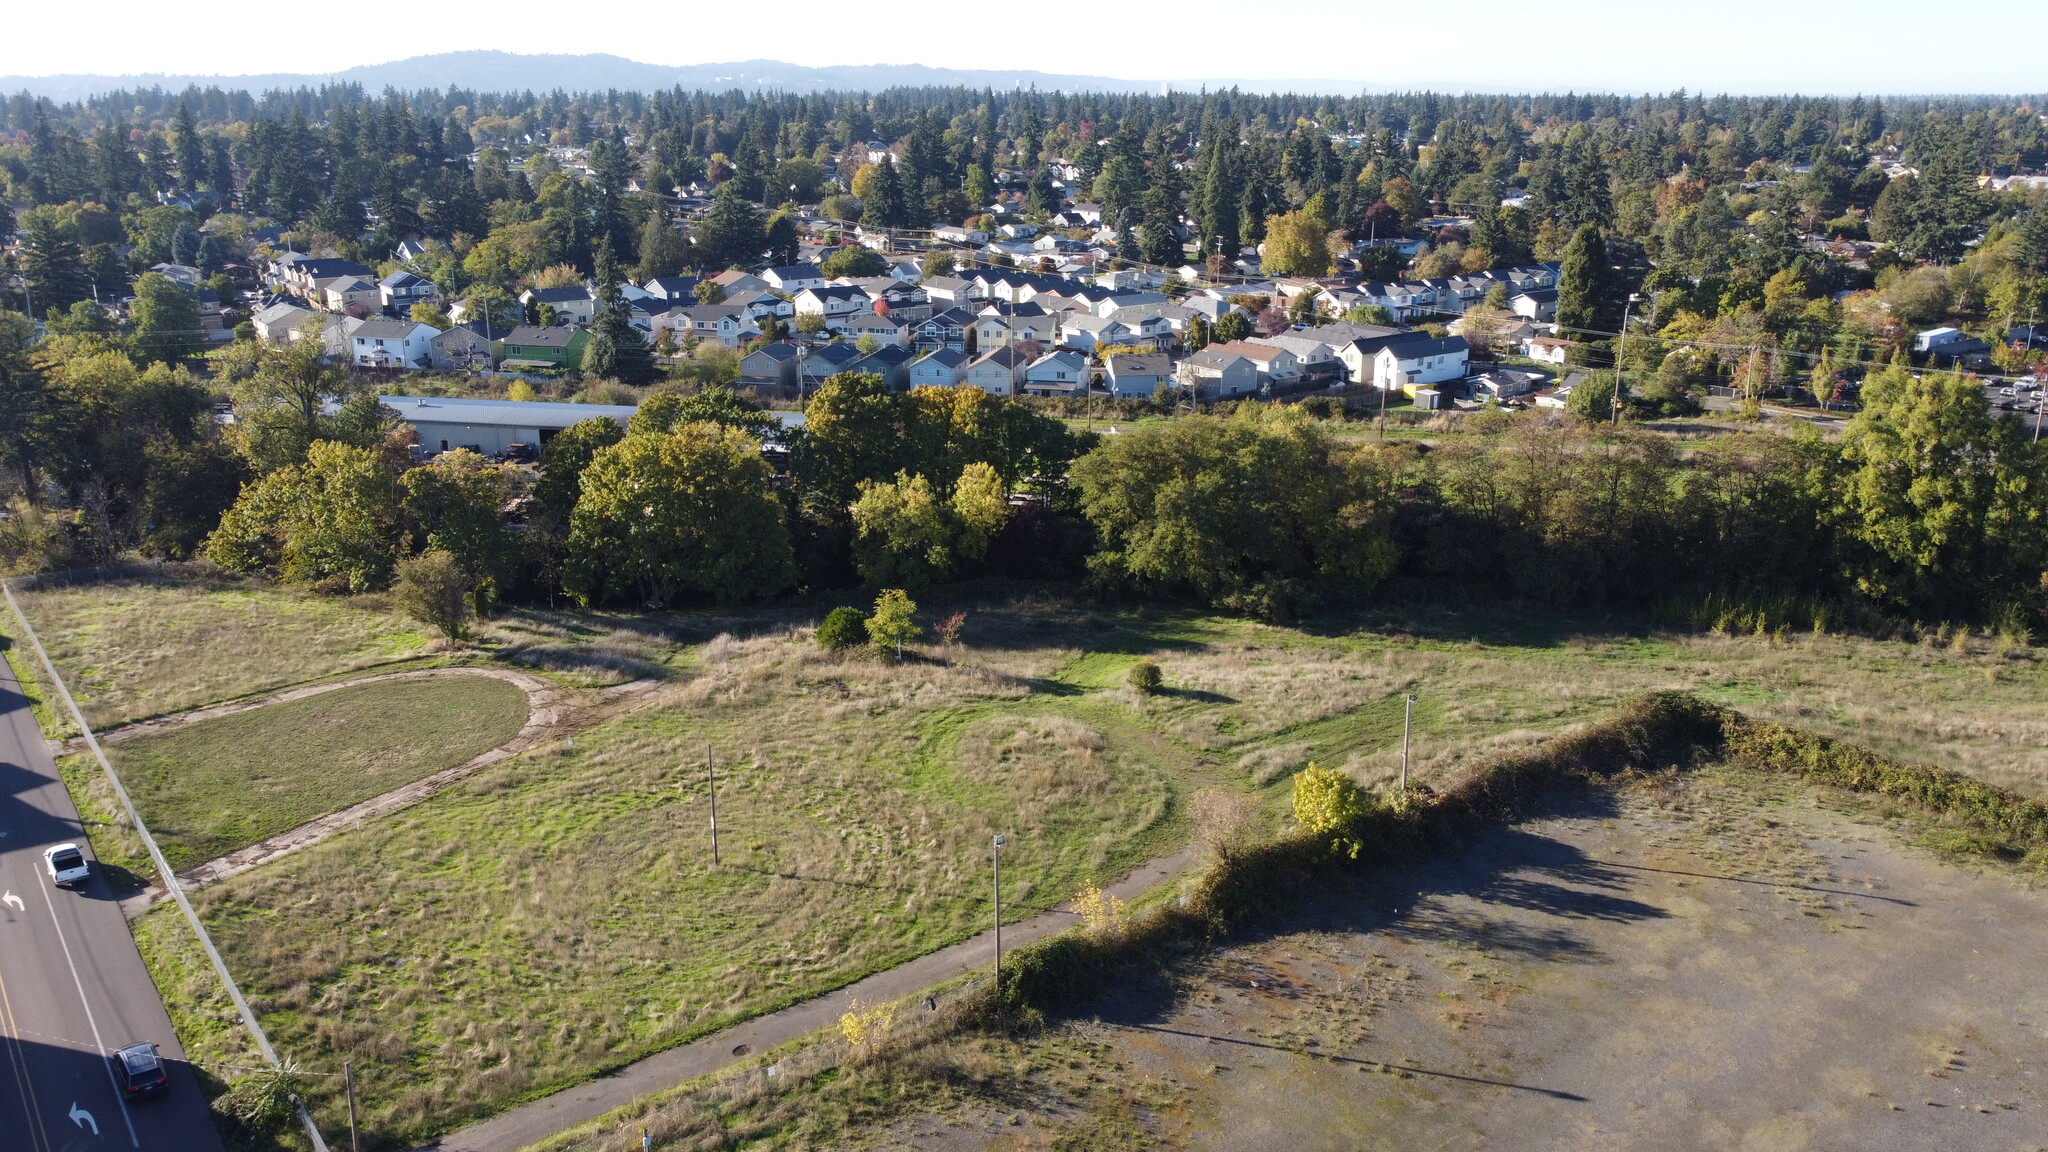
1722;717;2048;855
986;692;2045;1025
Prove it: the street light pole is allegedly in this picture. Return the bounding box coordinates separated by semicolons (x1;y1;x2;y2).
1401;694;1417;795
992;834;1006;988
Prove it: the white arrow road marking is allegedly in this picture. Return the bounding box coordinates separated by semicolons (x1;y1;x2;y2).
70;1101;99;1135
38;883;139;1147
1;891;22;912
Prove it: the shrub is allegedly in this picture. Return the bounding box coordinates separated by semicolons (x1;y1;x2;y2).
1290;762;1371;855
1127;659;1162;693
392;549;472;640
816;606;869;650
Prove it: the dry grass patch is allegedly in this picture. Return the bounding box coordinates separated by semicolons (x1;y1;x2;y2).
14;575;426;727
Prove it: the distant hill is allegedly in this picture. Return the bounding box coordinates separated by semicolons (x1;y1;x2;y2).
0;52;1170;102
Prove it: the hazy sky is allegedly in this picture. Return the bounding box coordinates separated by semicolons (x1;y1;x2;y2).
14;0;2046;94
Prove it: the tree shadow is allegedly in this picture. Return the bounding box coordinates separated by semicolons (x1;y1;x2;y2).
1154;686;1237;704
1087;787;1673;1035
1295;601;1656;650
1107;1021;1589;1101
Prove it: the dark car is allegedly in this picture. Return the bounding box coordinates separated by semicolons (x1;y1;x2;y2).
113;1043;169;1098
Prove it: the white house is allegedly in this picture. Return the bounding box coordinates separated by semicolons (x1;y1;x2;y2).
1057;312;1136;351
792;285;873;327
252;301;315;345
1175;349;1258;401
1209;339;1301;387
1104;352;1171;398
1374;335;1471;393
761;263;826;292
1509;288;1559;322
1524;336;1572;365
1250;334;1344;383
521;285;597;327
664;304;760;347
350;319;437;370
317;276;380;313
909;348;970;389
1022;350;1090;397
964;345;1029;396
379;270;437;316
841;312;911;347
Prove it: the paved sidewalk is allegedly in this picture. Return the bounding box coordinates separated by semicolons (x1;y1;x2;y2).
421;845;1199;1152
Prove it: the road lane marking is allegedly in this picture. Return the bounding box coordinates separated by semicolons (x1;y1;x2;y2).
70;1101;99;1135
36;881;139;1149
3;890;24;912
0;960;56;1152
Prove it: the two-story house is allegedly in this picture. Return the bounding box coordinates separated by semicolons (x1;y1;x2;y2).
908;347;970;389
494;325;589;371
349;319;438;370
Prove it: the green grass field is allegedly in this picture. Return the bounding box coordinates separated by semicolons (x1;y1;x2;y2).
30;580;2048;1146
110;675;529;872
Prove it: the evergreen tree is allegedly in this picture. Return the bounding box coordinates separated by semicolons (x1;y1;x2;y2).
17;215;91;314
634;212;693;281
1560;135;1613;230
765;211;801;266
172;103;205;193
131;273;206;364
863;155;910;229
589;237;656;384
1556;224;1617;336
1197;115;1244;258
695;183;765;270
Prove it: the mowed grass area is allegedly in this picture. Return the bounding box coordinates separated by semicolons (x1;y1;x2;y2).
195;630;1205;1141
14;574;428;728
106;675;529;872
70;584;2047;1146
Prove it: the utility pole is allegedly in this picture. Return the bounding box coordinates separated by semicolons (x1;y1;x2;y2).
344;1062;359;1152
1611;293;1641;425
992;834;1006;987
706;744;719;866
1401;694;1417;795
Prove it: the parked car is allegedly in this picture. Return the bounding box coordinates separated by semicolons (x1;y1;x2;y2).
112;1043;169;1098
43;843;90;887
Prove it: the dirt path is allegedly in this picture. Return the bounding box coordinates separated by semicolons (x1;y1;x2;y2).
417;845;1201;1152
115;668;660;917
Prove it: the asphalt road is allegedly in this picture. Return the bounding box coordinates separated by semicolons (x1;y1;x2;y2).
0;648;226;1152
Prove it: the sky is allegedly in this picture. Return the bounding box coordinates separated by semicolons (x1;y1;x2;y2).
12;0;2046;95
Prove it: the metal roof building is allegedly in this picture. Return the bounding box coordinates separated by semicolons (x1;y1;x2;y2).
377;394;804;456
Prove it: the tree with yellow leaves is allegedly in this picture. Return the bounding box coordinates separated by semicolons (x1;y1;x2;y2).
839;997;897;1056
1291;761;1371;857
1072;879;1128;937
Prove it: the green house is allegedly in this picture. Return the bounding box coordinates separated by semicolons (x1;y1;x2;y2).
494;325;588;371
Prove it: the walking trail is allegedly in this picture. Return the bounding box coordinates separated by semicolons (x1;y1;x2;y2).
419;845;1201;1152
110;666;659;916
